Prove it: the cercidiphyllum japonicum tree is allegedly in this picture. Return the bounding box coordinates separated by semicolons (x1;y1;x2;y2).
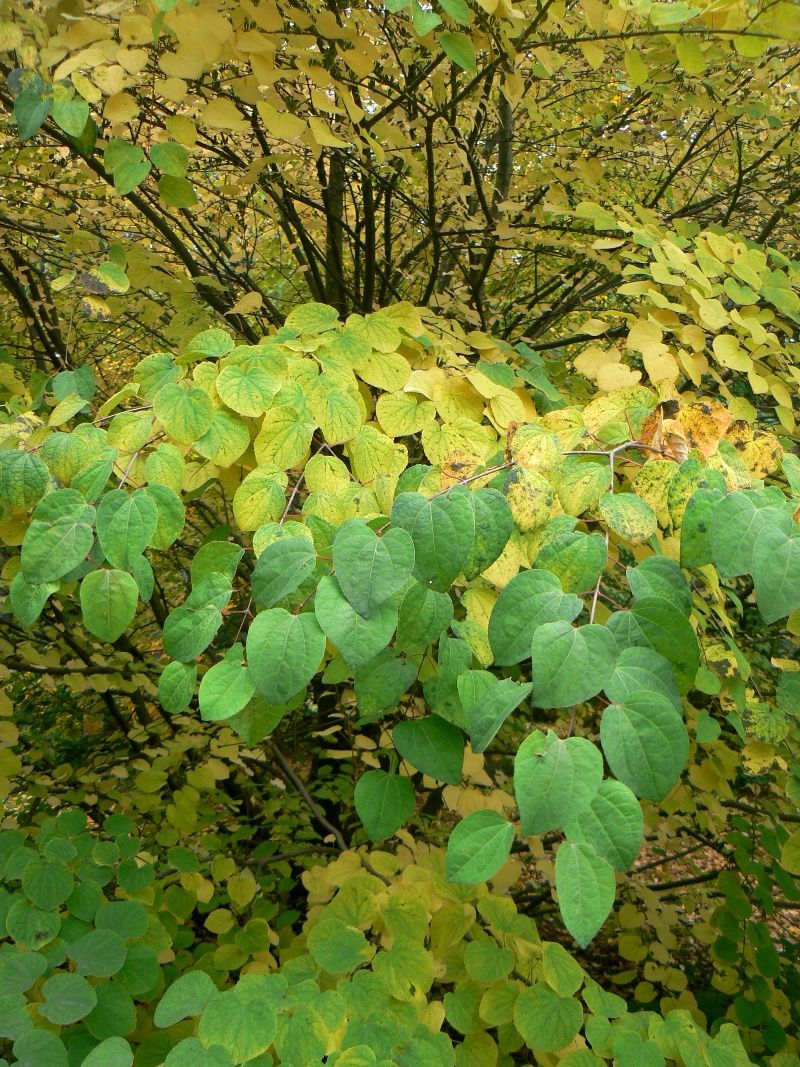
1;286;800;1062
0;0;799;374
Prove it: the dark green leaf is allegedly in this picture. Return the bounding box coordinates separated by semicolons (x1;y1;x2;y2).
354;770;415;841
514;730;603;835
314;574;396;668
393;715;464;784
600;689;689;800
333;521;415;617
247;607;325;703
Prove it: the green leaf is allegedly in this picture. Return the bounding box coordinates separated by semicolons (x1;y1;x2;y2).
531;621;617;708
488;568;582;666
5;900;61;949
247;607;326;703
600;689;689;800
515;730;603;835
314;574;397;668
81;1038;134;1067
234;470;288;531
514;983;584;1052
40;972;97;1025
541;941;586;998
162;574;232;661
90;261;130;294
0;449;49;510
598;492;658;544
199;655;255;722
396;580;453;652
458;674;533;752
198;985;279;1062
412;1;442;35
752;525;800;624
22;857;73;909
12;1031;68;1067
679;488;723;568
423;636;473;723
69;929;128;978
709;490;793;577
0;950;47;996
186;328;235;359
354;770;415;841
216;362;278;417
95;902;148;938
307;918;373;974
80;568;139;642
114;158;152;195
536;531;607;594
354;650;418;721
333;521;415;617
439;30;476;70
191;541;244;585
164;1039;233;1067
20;492;95;583
151;141;189;176
96;489;158;569
606;597;699;694
158;661;196;712
604;646;681;710
446;809;515;884
391;490;474;591
153;383;214;444
459;487;514;580
251;535;317;607
439;0;471;24
555;842;616;948
463;939;515;983
563;779;643;870
142;484;185;549
14;88;51;140
392;714;464;783
9;571;58;628
154;971;218;1027
627;556;692;614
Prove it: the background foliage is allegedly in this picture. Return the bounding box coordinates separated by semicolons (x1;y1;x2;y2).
0;0;799;1064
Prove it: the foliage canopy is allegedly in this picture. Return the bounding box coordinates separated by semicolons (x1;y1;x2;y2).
0;0;800;1064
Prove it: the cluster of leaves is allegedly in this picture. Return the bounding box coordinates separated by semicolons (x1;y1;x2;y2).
1;0;799;375
0;811;765;1066
1;291;800;1060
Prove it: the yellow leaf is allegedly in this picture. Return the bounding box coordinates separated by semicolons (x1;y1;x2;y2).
254;405;315;469
308;115;349;149
345;425;407;485
202;98;247;130
256;100;306;139
712;334;750;372
375;391;436;437
675;400;732;457
230;292;263;314
503;467;555;532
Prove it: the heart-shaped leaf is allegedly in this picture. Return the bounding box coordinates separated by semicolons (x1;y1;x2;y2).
555;842;615;948
393;714;464;784
446;810;515;884
333;521;415;617
314;575;396;667
600;689;689;800
531;621;617;708
514;730;604;835
488;569;582;666
752;525;800;624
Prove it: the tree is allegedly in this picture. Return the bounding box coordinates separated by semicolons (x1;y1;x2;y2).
0;0;799;1064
